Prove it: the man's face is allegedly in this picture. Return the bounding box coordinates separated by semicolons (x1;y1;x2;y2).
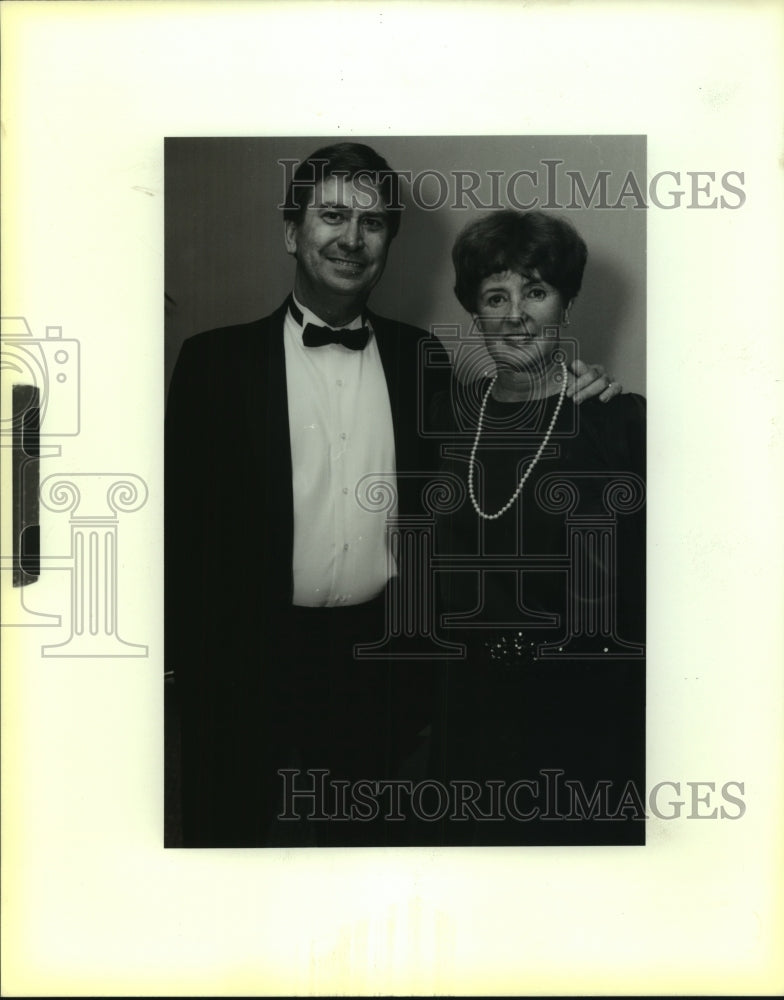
284;175;393;315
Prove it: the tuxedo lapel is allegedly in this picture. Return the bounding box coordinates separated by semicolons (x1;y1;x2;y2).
370;311;406;465
369;310;425;517
246;300;295;604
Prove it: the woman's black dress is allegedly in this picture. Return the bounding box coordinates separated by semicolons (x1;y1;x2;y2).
425;381;646;846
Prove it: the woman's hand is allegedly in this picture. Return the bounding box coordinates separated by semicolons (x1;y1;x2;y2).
566;360;622;404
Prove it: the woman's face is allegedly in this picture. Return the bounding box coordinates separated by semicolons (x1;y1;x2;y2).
474;268;566;374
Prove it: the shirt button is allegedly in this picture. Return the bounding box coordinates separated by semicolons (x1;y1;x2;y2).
340;432;347;440
336;379;343;387
342;487;348;495
343;543;349;551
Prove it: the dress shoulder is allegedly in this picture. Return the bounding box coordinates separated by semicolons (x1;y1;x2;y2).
610;392;646;454
616;391;646;423
577;392;646;476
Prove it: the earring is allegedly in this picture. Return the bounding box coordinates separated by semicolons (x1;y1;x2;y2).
562;309;571;327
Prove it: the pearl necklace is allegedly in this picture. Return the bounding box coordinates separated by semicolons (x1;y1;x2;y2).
468;361;568;520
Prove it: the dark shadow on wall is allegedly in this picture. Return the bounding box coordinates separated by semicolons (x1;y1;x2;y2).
572;247;638;368
373;183;454;331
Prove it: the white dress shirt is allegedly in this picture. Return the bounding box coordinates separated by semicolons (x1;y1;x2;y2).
283;296;397;607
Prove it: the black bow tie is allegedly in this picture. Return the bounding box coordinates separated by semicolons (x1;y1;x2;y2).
288;297;370;351
302;322;370;351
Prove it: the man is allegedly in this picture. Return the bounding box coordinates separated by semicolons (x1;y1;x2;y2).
165;142;619;847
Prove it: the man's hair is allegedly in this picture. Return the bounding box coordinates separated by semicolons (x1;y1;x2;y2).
452;209;588;313
283;142;402;239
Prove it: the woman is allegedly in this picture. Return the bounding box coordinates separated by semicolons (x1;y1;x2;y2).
428;210;646;846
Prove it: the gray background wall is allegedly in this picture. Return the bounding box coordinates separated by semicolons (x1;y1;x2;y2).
165;136;645;393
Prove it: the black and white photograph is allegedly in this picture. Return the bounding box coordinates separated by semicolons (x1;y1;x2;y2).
2;2;782;995
164;136;647;848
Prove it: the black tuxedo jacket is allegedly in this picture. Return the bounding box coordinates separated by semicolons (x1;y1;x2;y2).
165;298;450;845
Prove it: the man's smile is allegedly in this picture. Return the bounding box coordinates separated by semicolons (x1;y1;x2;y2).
328;256;366;271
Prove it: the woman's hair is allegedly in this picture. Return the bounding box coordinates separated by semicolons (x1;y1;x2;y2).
283;142;402;239
452;209;588;313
